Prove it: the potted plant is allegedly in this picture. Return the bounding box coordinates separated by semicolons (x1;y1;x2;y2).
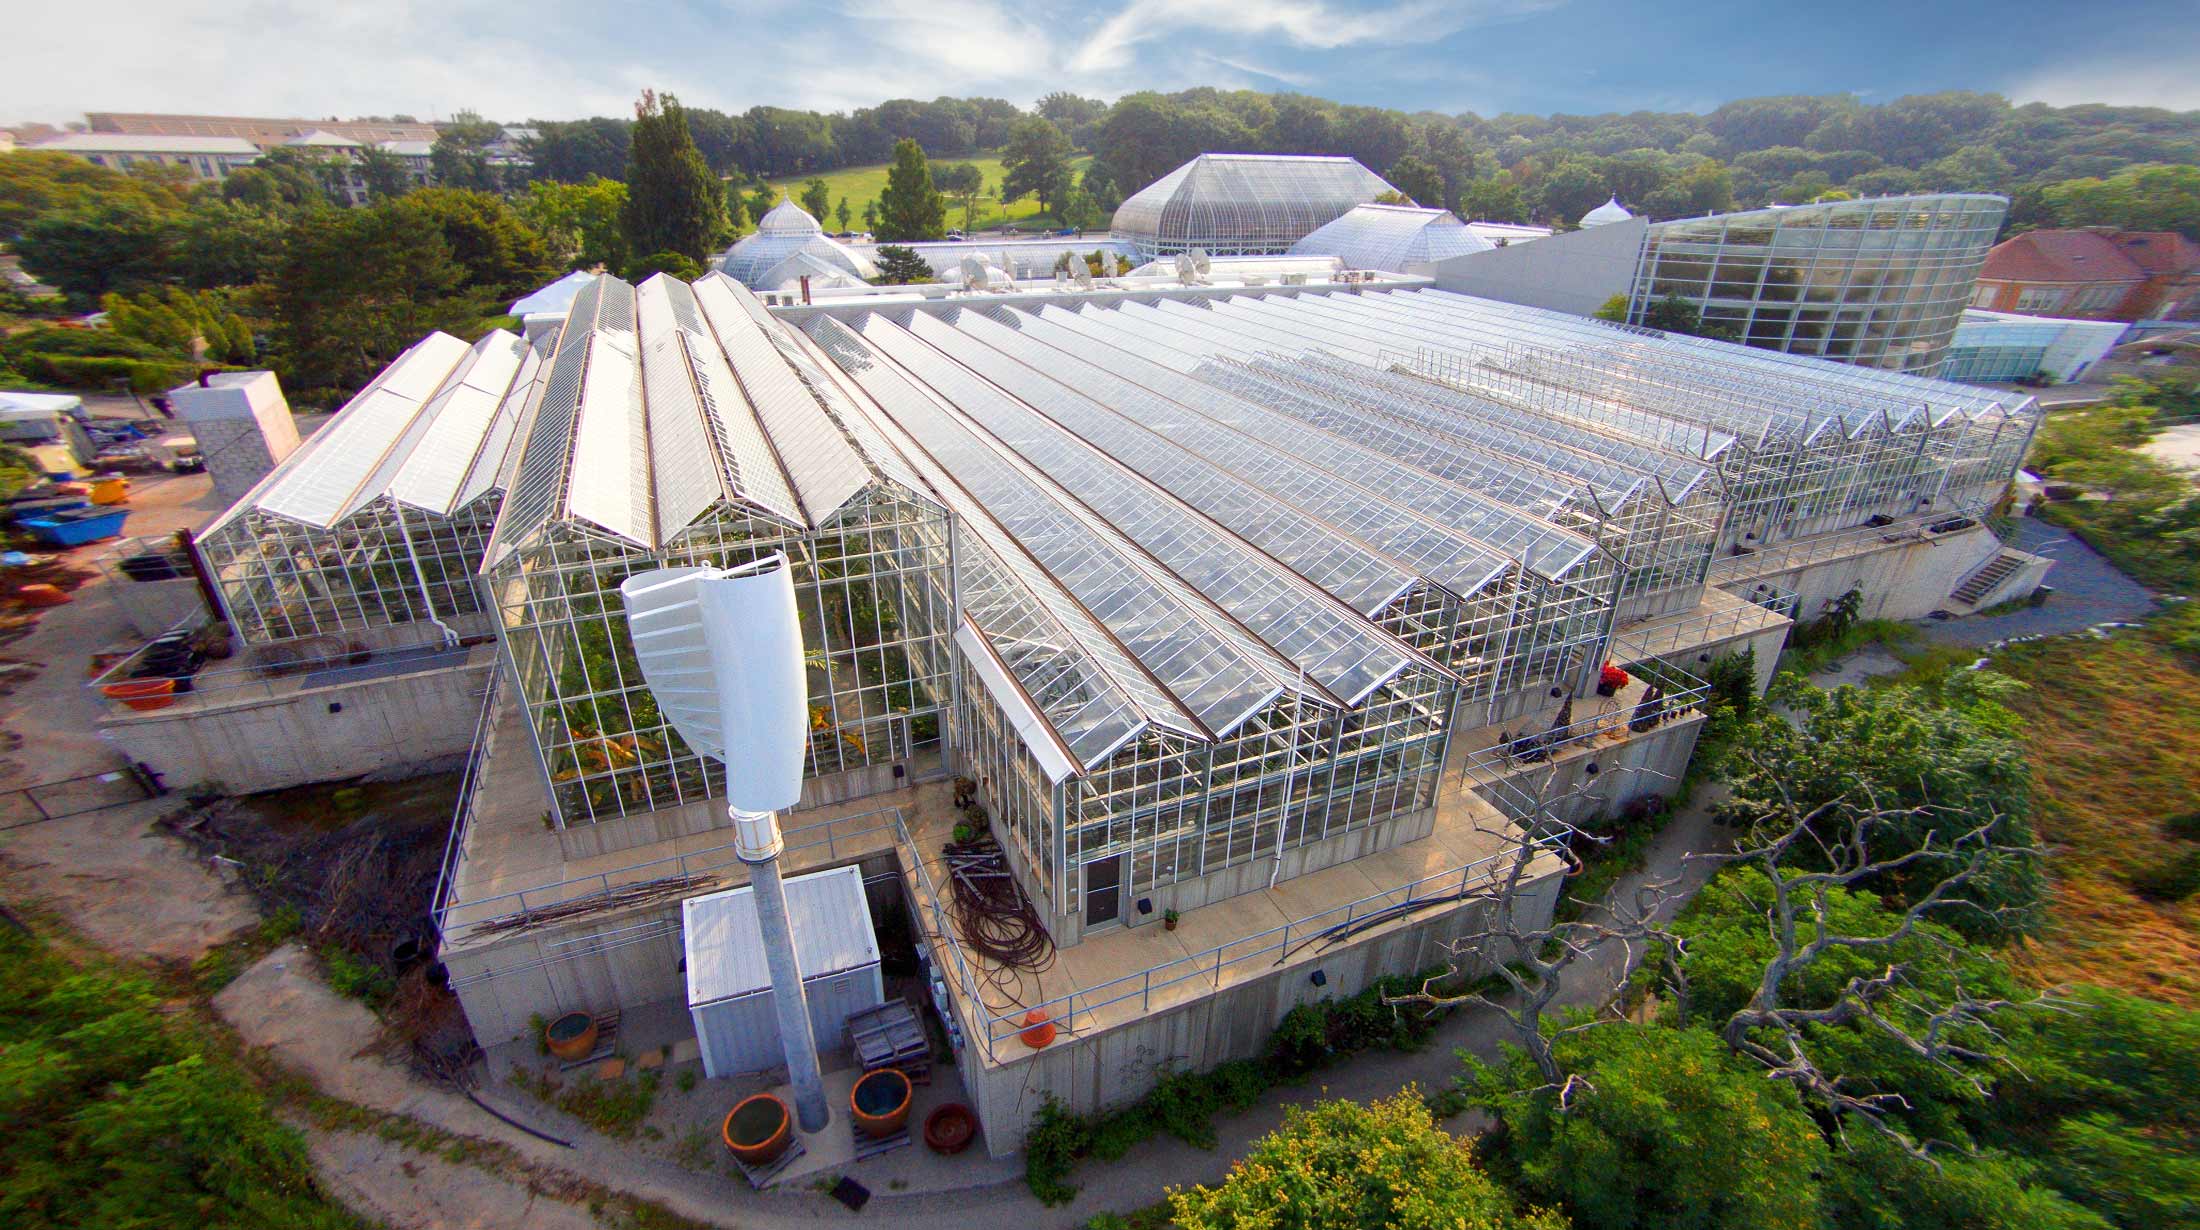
1596;662;1630;697
850;1068;914;1138
723;1093;792;1165
543;1010;598;1061
923;1102;978;1155
1163;907;1179;932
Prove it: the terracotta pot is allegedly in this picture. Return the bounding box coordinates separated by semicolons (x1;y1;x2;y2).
102;677;177;711
1019;1008;1057;1049
850;1068;913;1138
543;1011;597;1061
723;1094;792;1166
923;1102;977;1155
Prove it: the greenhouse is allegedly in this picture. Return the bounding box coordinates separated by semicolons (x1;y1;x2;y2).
195;328;542;650
1287;203;1495;273
717;201;877;291
479;271;952;826
1369;288;2042;546
1110;154;1400;260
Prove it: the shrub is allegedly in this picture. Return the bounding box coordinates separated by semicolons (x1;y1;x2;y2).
2129;849;2200;903
2165;810;2200;841
1025;1095;1089;1205
318;945;396;1009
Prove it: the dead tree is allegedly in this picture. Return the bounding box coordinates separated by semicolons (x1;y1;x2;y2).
1680;776;2064;1158
1388;758;1685;1088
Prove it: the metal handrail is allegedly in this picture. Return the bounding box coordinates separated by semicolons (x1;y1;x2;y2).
429;669;503;942
891;806;1561;1062
441;804;909;937
1707;505;1983;583
1460;671;1710;782
1610;600;1785;666
88;633;490;715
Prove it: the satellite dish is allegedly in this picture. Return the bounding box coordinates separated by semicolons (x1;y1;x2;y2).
1174;253;1198;284
619;555;807;818
957;255;988;290
1191;249;1212;274
1073;263;1095;290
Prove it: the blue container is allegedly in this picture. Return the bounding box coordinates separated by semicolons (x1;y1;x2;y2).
22;508;127;546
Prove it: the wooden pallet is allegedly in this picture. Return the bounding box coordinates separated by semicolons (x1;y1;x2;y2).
846;1000;929;1084
734;1135;808;1190
852;1125;911;1163
555;1009;623;1071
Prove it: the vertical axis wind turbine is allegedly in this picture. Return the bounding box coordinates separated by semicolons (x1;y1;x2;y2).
621;554;830;1132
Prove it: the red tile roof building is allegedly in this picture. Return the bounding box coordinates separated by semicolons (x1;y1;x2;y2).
1973;228;2200;322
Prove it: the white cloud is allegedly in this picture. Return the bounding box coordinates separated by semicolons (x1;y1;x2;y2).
2007;48;2200;113
1068;0;1558;75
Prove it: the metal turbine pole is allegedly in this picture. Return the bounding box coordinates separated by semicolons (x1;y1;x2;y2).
729;800;830;1133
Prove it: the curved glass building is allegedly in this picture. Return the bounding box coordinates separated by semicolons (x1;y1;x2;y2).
1287;204;1494;273
1111;154;1397;260
718;201;877;291
1628;194;2008;373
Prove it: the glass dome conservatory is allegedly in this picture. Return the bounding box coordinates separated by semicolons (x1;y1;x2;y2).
718;201;877;291
1111;154;1398;260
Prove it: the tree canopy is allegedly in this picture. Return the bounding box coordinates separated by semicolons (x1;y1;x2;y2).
875;138;946;242
618;89;731;265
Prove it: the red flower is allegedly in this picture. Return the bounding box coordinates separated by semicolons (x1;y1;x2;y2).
1599;663;1631;689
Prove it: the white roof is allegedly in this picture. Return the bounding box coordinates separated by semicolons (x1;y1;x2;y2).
1580;197;1634;227
0;391;82;419
683;865;879;1006
510;270;599;318
379;139;434;158
286;130;362;149
1288;204;1495;272
35;134;259;156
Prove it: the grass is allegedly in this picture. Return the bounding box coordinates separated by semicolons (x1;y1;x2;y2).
1777;616;1915;676
509;1064;663;1139
763;154;1097;233
1990;621;2200;1007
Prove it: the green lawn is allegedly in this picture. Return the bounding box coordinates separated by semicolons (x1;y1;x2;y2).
761;154;1095;234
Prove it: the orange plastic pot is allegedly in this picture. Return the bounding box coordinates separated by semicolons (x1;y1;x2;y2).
723;1093;792;1165
850;1067;913;1138
1019;1008;1056;1049
543;1011;597;1061
101;677;175;711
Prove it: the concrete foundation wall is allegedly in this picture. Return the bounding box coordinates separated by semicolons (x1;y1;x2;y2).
99;655;493;794
552;760;921;862
959;863;1566;1156
1741;524;2000;626
445;846;903;1046
1482;710;1706;828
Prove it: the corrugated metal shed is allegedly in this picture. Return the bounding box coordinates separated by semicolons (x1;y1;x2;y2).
683;865;880;1006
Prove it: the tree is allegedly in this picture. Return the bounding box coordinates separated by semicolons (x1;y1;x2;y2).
871;244;934;285
619;89;732;265
521;117;631;183
517;176;629;271
746;180;777;223
621;250;702;281
223;149;331;210
834;197;851;231
388;189;557;299
2042;163;2200;238
1460;173;1529;224
0;148;192;241
875;138;946;242
799;176;831;222
1534;161;1612;226
1385;155;1445;208
1468;1025;1828;1230
430;110;503;192
861;199;878;231
353;144;414;201
264;203;484;404
1717;671;2043;939
1637;293;1739;341
1170;1092;1569;1230
1080;162;1121;213
934;162;985;230
999;116;1075;220
15;201;180;303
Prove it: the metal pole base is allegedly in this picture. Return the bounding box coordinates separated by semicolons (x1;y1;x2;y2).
739;810;830;1134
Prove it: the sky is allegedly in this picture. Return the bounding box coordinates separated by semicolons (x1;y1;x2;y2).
8;0;2198;128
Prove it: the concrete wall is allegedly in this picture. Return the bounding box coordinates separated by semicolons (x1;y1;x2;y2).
1478;710;1706;828
1429;218;1645;318
445;845;903;1046
1744;524;2001;625
551;759;921;862
958;862;1565;1156
98;653;493;794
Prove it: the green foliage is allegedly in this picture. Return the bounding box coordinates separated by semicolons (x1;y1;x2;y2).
509;1066;661;1139
2040;163;2200;238
317;944;396;1009
871;244;935;286
1000;117;1077;220
876;138;946;242
1467;1025;1828;1230
621;250;703;282
390;188;560;299
798;176;832;222
0;924;365;1229
1637;293;1739;341
2129;849;2200;902
15;199;183;303
1719;670;2042;938
1170;1092;1570;1230
430;109;505;193
1385;155;1446;208
518;176;630;271
1024;1096;1088;1206
620;90;732;265
1824;1135;2111;1230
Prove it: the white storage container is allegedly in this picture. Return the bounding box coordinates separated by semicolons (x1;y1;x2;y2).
683;865;884;1078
